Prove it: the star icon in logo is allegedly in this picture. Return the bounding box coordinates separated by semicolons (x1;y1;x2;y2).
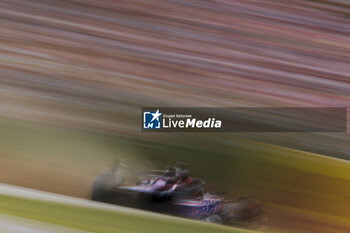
151;109;162;122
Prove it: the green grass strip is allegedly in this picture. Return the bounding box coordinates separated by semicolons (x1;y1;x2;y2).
0;194;253;233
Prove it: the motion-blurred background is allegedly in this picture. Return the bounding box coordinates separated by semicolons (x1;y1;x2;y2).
0;0;349;232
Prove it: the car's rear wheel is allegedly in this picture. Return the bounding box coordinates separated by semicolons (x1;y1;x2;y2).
203;215;223;224
220;197;267;229
91;172;117;202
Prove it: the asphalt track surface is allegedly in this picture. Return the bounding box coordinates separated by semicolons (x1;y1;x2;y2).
0;183;244;233
0;214;90;233
0;183;178;219
0;183;172;233
0;184;103;233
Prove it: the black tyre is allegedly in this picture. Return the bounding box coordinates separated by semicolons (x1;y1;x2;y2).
91;172;115;202
203;215;223;224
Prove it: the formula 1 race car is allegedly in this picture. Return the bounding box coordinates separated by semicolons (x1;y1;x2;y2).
91;162;267;229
